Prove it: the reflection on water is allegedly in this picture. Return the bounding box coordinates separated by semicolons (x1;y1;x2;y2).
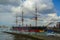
0;27;60;40
0;32;34;40
0;32;60;40
14;35;32;40
0;28;35;40
0;32;14;40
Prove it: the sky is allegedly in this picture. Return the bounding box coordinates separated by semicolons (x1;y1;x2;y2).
0;0;60;26
53;0;60;16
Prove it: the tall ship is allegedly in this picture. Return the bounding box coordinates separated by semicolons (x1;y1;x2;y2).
3;1;55;34
11;4;53;33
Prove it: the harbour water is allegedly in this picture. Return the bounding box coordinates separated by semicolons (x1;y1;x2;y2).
0;28;46;40
0;27;40;40
0;28;38;40
0;28;60;40
0;32;40;40
0;32;14;40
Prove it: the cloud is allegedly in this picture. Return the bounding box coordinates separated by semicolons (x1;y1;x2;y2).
12;0;55;14
0;13;15;26
0;0;60;26
0;5;12;13
0;0;20;6
11;0;57;26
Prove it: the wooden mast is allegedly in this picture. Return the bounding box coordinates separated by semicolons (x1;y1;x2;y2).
21;0;24;27
16;13;18;26
35;4;37;27
21;11;24;27
35;4;38;27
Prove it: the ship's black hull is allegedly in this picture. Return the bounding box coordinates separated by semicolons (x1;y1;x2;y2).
11;26;47;32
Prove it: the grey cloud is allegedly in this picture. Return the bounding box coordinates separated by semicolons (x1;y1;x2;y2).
0;5;12;13
38;8;55;14
0;0;20;6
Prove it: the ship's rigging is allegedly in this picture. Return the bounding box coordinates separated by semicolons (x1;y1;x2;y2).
15;1;55;27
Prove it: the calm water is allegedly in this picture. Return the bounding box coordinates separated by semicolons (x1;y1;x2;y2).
0;32;14;40
0;28;60;40
0;32;60;40
0;32;37;40
0;28;38;40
